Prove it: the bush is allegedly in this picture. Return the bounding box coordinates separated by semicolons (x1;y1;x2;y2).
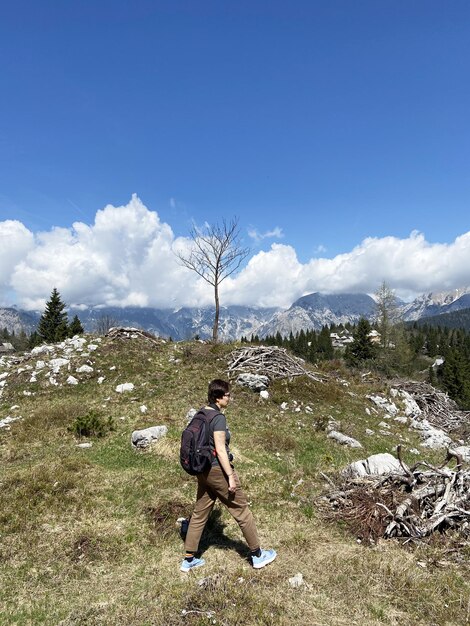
70;410;114;438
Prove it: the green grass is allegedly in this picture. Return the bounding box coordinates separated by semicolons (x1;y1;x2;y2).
0;337;468;625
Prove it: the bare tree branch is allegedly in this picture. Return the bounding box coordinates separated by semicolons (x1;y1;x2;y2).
175;218;250;342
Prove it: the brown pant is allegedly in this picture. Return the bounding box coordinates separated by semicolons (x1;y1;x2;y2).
185;466;260;553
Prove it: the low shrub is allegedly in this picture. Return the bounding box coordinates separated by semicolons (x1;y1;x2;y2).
70;410;114;438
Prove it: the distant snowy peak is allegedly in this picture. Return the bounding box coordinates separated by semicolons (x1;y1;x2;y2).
401;287;470;321
257;293;376;337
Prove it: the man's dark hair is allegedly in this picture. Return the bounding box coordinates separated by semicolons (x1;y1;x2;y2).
208;379;230;404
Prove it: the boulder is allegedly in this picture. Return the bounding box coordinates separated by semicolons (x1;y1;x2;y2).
342;452;407;478
236;373;269;392
327;430;363;448
131;425;168;448
116;382;134;393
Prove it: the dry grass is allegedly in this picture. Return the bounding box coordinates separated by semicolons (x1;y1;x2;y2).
0;337;468;625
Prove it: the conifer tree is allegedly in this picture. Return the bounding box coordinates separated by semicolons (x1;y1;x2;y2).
68;315;84;337
345;317;376;365
37;288;69;343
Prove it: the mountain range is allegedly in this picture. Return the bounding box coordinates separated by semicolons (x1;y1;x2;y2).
2;287;470;341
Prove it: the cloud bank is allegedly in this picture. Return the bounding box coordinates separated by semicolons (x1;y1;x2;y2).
1;195;469;310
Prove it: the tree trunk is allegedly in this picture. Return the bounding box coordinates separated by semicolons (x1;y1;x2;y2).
213;282;220;343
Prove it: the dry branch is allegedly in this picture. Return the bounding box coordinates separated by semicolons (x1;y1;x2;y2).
226;345;325;382
394;381;469;432
320;453;470;541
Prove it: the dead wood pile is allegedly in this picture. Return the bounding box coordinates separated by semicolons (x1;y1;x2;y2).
320;451;470;542
395;381;469;432
105;327;162;346
227;345;325;382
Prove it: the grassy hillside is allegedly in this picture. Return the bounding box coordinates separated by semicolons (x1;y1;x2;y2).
1;336;469;626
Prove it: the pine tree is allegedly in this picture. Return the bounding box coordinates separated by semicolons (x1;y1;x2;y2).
68;315;84;337
346;317;376;365
37;288;69;343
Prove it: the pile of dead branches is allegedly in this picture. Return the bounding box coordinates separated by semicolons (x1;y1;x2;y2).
320;452;470;542
105;327;162;346
227;345;325;382
395;381;469;432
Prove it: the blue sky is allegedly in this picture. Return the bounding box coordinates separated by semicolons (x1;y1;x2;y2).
1;1;470;309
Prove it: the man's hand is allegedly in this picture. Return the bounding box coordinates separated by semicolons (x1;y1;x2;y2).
228;474;237;493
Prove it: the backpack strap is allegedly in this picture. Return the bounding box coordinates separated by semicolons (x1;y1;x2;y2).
198;407;222;457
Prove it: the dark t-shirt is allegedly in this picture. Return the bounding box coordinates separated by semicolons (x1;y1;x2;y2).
206;405;231;467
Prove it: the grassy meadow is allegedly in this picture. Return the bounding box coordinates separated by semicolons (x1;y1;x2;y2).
0;336;469;625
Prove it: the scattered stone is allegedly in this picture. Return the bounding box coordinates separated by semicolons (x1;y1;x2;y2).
87;344;98;351
342;452;408;478
110;365;116;370
76;442;93;448
140;405;148;413
23;391;33;396
185;408;197;423
394;416;408;424
10;405;19;410
259;390;269;400
409;448;421;455
328;430;363;448
0;415;21;429
76;364;94;374
367;395;398;416
236;373;269;392
35;360;46;370
378;421;390;429
288;573;304;588
449;445;470;462
116;382;135;393
49;358;70;374
67;376;79;385
280;402;288;410
97;376;105;384
131;425;168;448
365;428;375;436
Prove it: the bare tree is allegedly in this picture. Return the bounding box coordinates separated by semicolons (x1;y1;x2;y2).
176;218;249;342
95;314;119;336
375;281;399;350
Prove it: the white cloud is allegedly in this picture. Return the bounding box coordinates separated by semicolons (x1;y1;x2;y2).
0;220;34;305
247;226;284;243
1;197;470;311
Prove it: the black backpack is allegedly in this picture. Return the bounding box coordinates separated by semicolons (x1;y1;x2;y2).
180;407;220;475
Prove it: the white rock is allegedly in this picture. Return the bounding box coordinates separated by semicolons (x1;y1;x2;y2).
409;448;421;455
49;358;70;374
342;453;407;478
131;425;168;448
288;573;304;588
76;442;93;448
0;415;21;429
259;390;269;400
394;416;408;424
76;365;94;374
328;430;363;448
236;373;269;391
23;391;33;396
367;394;398;415
35;360;46;370
87;344;98;351
29;375;37;383
109;365;116;371
365;428;375;435
378;421;390;429
97;376;105;384
449;446;470;462
280;402;288;410
0;372;9;380
398;390;422;417
116;382;134;393
31;345;55;355
140;405;148;413
186;408;197;423
67;376;79;385
10;405;20;410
